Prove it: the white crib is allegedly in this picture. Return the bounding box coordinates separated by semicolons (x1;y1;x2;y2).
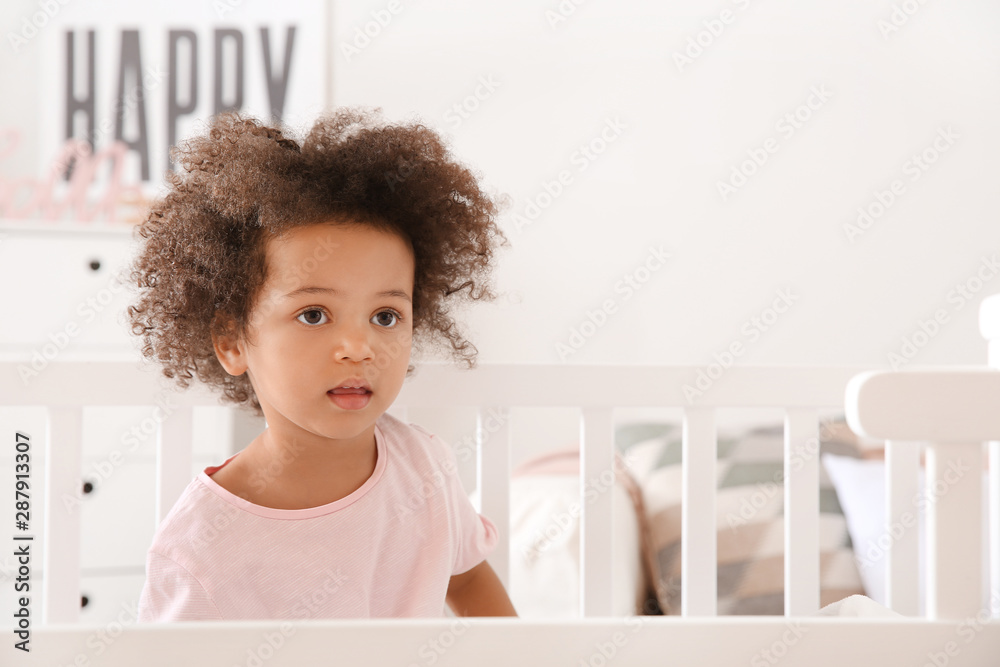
2;296;999;665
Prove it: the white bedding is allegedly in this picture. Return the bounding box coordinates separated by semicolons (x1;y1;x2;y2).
473;474;646;617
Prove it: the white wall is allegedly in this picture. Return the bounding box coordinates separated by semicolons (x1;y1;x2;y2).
3;0;999;368
331;0;1000;370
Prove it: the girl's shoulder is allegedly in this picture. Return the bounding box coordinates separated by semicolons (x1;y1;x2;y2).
147;476;240;560
376;412;437;443
376;413;455;465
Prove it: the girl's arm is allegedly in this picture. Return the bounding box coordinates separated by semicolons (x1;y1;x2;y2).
445;560;518;617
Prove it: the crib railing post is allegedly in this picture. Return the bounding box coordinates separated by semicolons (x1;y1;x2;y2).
991;440;1000;618
43;406;83;624
885;440;921;616
987;297;1000;619
784;408;820;616
925;442;983;619
847;368;1000;620
156;406;194;525
682;407;716;616
477;406;511;591
580;407;615;617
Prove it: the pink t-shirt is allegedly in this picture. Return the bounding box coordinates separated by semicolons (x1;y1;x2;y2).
137;413;498;621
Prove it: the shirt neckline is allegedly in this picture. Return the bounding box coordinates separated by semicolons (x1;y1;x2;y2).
197;421;388;520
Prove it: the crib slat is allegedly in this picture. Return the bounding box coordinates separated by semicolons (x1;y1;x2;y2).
477;407;511;591
580;408;615;617
156;406;194;524
925;442;983;619
682;407;716;616
43;407;82;624
985;298;1000;619
784;408;819;616
991;441;1000;618
885;440;921;616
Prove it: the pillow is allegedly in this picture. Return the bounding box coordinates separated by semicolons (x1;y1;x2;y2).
821;453;991;615
496;448;654;617
819;453;895;608
616;418;867;615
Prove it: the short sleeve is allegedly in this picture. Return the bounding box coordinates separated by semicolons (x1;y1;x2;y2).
138;551;223;622
434;438;499;576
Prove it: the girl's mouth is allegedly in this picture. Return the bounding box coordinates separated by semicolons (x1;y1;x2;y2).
327;388;372;410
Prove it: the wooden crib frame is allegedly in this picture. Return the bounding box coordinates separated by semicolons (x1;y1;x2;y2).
3;295;1000;665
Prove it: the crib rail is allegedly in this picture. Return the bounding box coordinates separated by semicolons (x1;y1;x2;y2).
2;361;876;624
396;364;866;618
21;616;1000;667
846;368;1000;619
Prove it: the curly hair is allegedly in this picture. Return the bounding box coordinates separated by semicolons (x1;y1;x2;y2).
126;108;509;416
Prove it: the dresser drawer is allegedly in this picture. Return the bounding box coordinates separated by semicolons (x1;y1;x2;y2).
0;231;138;353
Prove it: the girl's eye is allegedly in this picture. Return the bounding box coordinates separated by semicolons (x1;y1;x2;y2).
371;310;399;328
297;309;328;326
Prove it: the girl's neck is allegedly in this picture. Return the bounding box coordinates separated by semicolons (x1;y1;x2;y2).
211;425;379;510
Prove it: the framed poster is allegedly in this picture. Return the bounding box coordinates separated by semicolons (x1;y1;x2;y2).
34;0;329;222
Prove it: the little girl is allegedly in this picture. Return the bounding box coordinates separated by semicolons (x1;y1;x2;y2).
127;109;516;620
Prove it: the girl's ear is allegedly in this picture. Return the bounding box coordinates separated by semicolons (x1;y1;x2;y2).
211;315;249;376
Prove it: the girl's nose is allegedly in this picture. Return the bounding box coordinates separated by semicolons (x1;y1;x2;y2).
334;322;374;362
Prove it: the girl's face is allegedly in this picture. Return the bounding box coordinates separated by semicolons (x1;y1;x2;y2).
215;222;414;451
